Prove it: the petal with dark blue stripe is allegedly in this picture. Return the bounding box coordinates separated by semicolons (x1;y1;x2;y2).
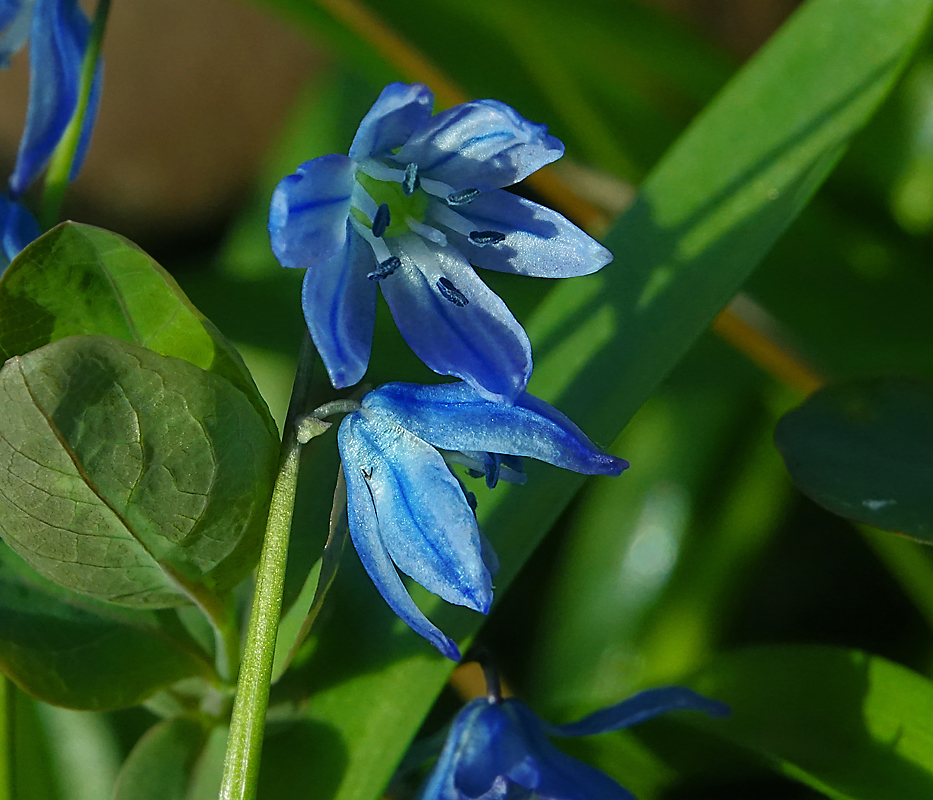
338;413;461;661
431;189;612;278
363;382;628;477
349;81;434;161
269;153;356;270
301;227;376;389
379;234;532;404
397;100;563;192
346;407;492;613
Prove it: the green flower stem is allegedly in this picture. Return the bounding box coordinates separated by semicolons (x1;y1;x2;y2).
220;334;319;800
0;677;13;800
39;0;111;229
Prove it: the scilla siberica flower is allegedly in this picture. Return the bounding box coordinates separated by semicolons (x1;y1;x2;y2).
418;684;729;800
270;82;612;403
0;0;102;268
337;381;628;660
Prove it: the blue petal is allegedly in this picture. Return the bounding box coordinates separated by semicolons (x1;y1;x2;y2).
69;44;101;182
430;191;612;278
504;702;638;800
269;153;356;270
363;382;628;476
551;687;730;738
344;407;492;613
9;0;96;197
301;228;376;389
417;699;490;800
454;702;531;798
338;414;462;661
0;0;33;67
0;196;40;269
379;233;532;403
349;82;434;161
397;99;564;192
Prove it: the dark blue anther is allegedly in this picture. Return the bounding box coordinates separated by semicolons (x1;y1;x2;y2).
402;162;420;196
367;256;401;281
483;453;502;489
372;203;390;238
447;188;480;206
436;277;468;306
469;230;506;245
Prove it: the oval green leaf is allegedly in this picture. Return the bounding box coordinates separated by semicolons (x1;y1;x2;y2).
114;716;210;800
0;222;276;439
0;335;279;607
690;645;933;800
775;377;933;541
0;542;211;710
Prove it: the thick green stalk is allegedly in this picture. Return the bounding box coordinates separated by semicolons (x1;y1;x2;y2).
219;335;318;800
39;0;111;228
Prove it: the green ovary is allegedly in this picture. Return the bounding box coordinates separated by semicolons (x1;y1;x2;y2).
356;172;429;238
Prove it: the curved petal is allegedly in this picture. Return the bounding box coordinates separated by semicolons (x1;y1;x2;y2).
454;702;531;798
417;699;489;800
301;228;377;388
505;702;637;800
380;233;532;403
269;153;356;270
69;46;102;182
349;82;434;161
431;191;612;277
0;196;40;269
9;0;93;197
0;0;34;67
348;408;492;613
338;414;461;661
363;382;628;476
550;687;730;738
397;99;564;192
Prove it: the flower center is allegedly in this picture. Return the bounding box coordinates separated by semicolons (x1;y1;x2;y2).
354;172;429;238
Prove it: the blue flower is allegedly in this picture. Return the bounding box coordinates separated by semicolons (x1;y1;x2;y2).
418;686;729;800
337;381;628;660
0;195;40;269
270;83;612;403
1;0;102;200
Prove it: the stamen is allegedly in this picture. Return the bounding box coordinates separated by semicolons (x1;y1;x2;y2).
372;203;390;238
436;277;468;307
469;230;506;245
447;188;480;206
358;159;405;182
430;202;476;236
368;257;401;281
483;453;502;489
420;177;458;198
402;162;420;196
406;216;448;247
350;183;378;221
351;217;392;262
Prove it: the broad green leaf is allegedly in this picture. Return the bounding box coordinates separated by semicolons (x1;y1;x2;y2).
775;377;933;541
0;336;279;607
690;645;933;799
0;542;211;710
114;717;209;800
277;1;933;799
0;222;276;438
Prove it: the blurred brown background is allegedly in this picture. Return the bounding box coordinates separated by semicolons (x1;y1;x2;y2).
0;0;801;246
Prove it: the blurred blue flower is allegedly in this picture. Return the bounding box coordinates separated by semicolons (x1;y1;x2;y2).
270;82;613;403
337;381;628;660
0;195;40;269
419;686;729;800
1;0;102;200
